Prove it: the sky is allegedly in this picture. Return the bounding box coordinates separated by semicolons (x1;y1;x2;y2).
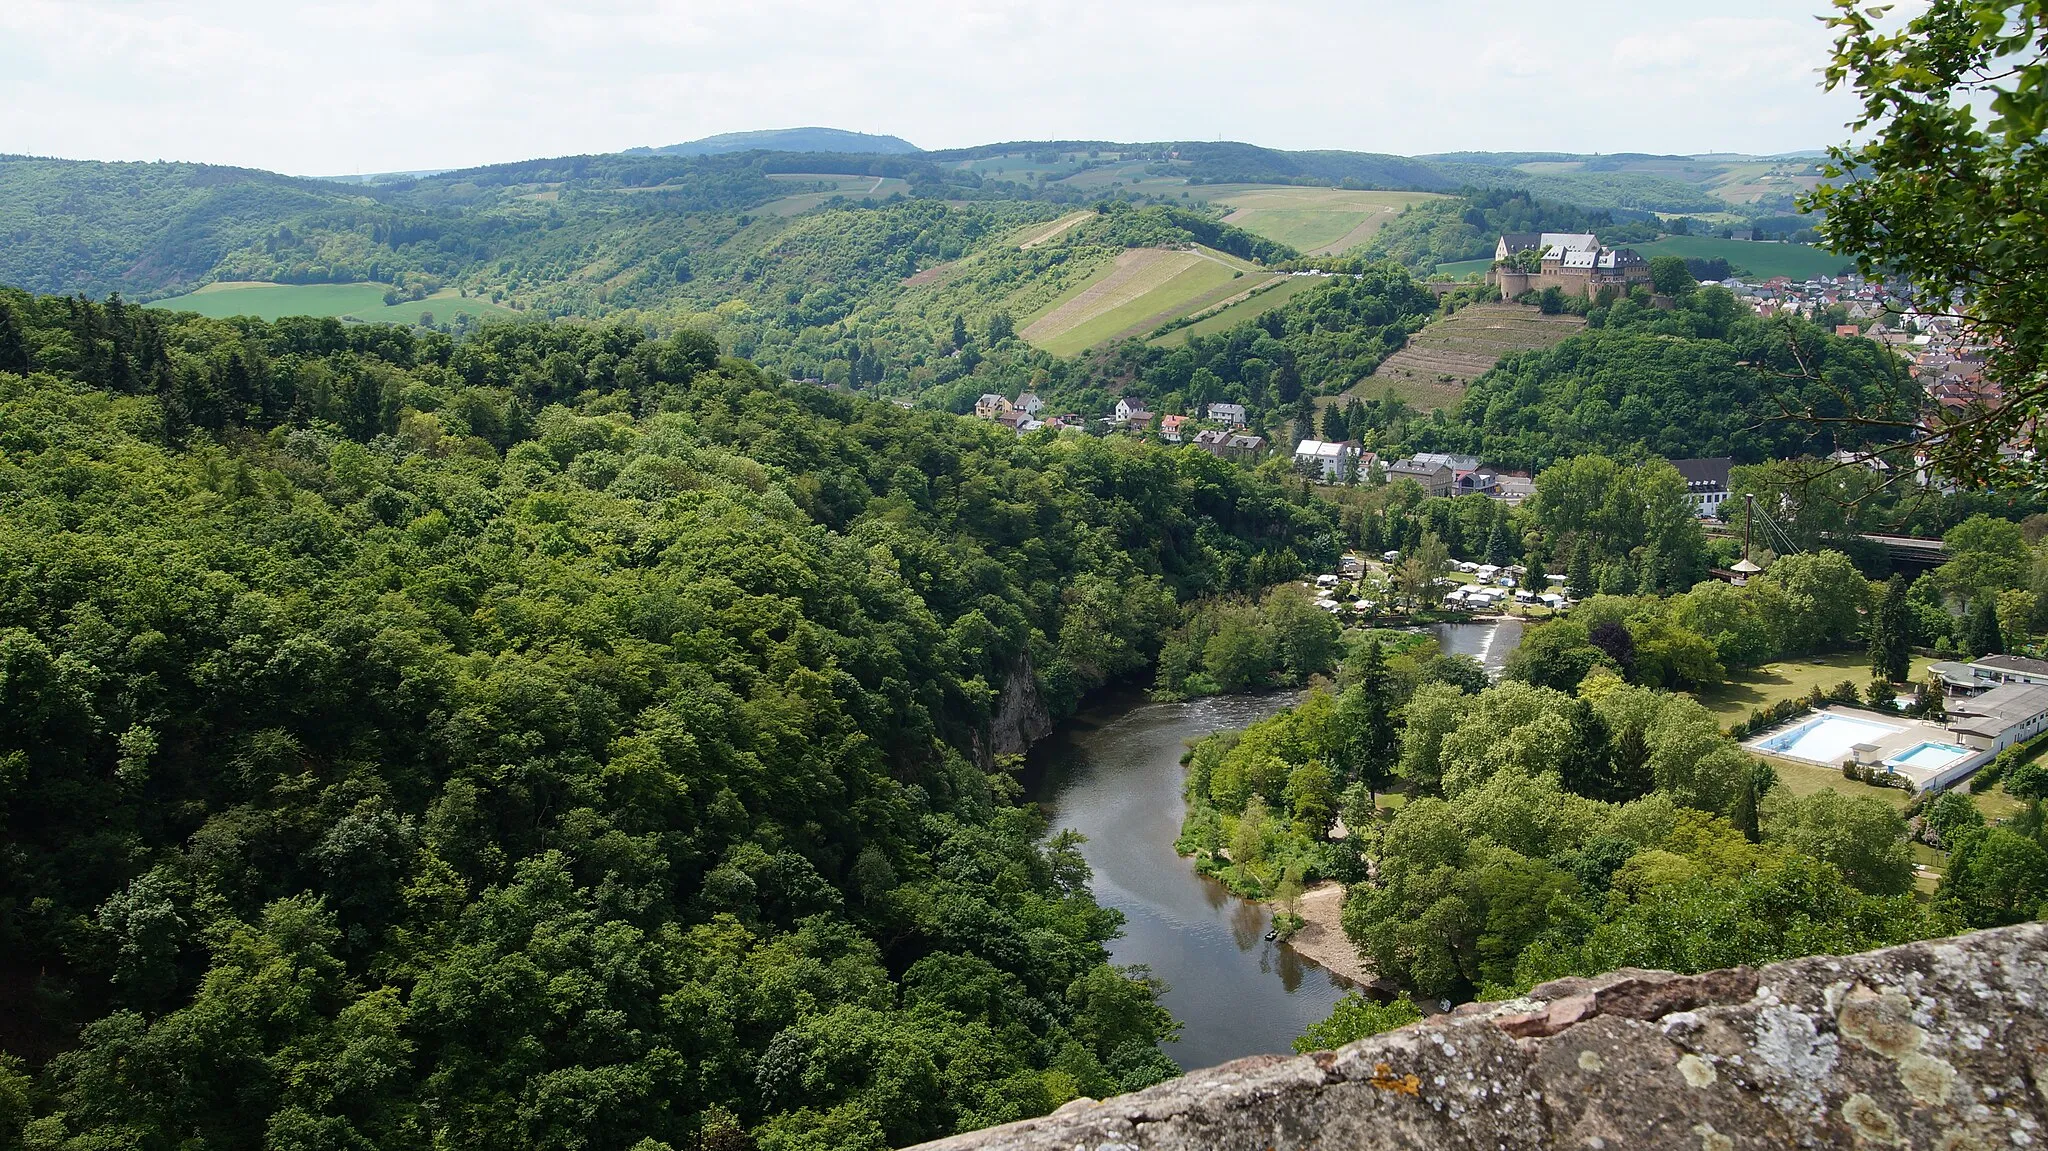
0;0;1865;176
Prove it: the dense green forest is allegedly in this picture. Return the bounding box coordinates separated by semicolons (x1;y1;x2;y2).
0;288;1343;1150
1344;285;1918;471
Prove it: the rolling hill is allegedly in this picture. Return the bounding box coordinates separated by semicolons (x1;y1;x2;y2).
630;127;920;156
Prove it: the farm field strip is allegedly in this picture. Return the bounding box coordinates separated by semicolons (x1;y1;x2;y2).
1021;248;1256;356
1322;302;1584;413
147;282;514;324
1017;211;1094;248
1152;275;1322;347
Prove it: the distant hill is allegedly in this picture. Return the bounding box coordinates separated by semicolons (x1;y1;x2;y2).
629;128;920;157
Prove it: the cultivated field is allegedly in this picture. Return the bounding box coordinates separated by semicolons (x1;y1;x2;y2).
1015;211;1094;249
1200;186;1445;255
1152;275;1323;347
761;173;911;216
1635;235;1846;280
1019;247;1269;357
147;282;515;325
1324;302;1585;414
1433;257;1494;279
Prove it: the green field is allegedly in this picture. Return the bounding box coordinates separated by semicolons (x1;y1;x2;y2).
1324;302;1584;415
148;282;515;325
1636;235;1848;281
1152;275;1323;347
761;173;912;216
1433;257;1494;279
1019;247;1268;357
1197;186;1445;255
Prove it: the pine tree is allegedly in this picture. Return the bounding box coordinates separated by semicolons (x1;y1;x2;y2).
1559;699;1612;799
950;313;968;350
1566;542;1595;600
1321;403;1348;443
1609;724;1654;801
1967;596;2005;657
1869;574;1911;682
0;300;28;376
1730;766;1761;842
1484;521;1513;568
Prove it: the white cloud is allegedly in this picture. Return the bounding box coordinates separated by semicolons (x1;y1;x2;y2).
0;0;1862;174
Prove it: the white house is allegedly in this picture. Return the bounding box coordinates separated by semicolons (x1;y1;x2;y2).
1671;457;1735;518
1207;402;1248;427
1113;398;1153;425
1015;392;1045;416
1293;439;1360;481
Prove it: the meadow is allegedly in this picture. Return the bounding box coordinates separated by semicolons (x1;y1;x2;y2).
1152;275;1323;347
147;282;516;325
1635;235;1848;280
1019;247;1270;357
761;173;913;216
1198;186;1445;255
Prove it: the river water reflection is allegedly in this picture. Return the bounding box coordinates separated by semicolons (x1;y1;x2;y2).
1025;691;1346;1070
1023;619;1522;1069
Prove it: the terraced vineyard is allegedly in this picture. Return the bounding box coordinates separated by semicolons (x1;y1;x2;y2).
1019;246;1270;357
1326;301;1585;413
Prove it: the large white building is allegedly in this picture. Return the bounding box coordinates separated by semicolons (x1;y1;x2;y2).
1293;439;1361;481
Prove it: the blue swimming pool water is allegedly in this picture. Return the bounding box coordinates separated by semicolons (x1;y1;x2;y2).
1754;714;1902;762
1885;741;1972;771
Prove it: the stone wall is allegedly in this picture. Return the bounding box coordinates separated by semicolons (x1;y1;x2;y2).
906;923;2046;1150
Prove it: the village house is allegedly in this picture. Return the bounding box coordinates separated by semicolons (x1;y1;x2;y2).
1159;414;1190;442
1113;398;1152;425
975;393;1014;420
1385;456;1454;497
1206;402;1248;427
1195;429;1266;460
1671;457;1735;518
1293;439;1362;481
1014;392;1044;416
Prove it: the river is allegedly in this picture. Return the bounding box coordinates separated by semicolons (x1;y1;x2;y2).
1024;619;1522;1069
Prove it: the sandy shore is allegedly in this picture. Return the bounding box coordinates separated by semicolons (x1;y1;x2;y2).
1279;882;1378;987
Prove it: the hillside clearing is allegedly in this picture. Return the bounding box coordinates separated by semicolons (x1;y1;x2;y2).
1323;302;1585;414
1020;247;1266;357
1017;211;1094;249
147;282;515;325
760;173;909;216
1152;275;1323;347
1202;187;1445;255
1635;236;1847;281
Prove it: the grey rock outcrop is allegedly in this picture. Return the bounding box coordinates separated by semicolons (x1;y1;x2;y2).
986;655;1053;759
907;923;2047;1150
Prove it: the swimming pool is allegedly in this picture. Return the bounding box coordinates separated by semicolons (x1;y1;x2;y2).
1884;741;1973;773
1753;714;1903;763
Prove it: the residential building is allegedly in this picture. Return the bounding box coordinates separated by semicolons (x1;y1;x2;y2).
1293;439;1361;482
1207;402;1248;427
1113;398;1152;425
1160;414;1190;442
1671;457;1735;518
1385;457;1454;497
974;393;1013;420
1015;392;1044;415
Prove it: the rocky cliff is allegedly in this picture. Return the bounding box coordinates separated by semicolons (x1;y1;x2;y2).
907;923;2047;1150
985;655;1054;761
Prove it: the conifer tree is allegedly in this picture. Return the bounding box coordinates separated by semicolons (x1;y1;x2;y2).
1868;574;1911;683
1967;596;2005;658
0;300;28;375
1321;403;1348;443
1566;541;1594;600
1559;698;1612;799
1484;521;1512;569
1609;723;1654;802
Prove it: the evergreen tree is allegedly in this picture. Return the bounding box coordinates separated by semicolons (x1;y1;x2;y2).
1559;699;1612;799
0;299;28;375
1321;403;1348;443
1967;596;2005;657
950;313;968;350
1337;638;1398;798
1868;574;1911;683
1484;521;1513;569
1566;542;1595;600
1730;766;1761;842
1609;724;1654;802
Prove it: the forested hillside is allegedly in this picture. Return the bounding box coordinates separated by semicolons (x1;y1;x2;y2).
0;289;1340;1149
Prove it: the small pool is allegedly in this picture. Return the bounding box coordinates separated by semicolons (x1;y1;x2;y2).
1885;741;1973;772
1754;714;1903;763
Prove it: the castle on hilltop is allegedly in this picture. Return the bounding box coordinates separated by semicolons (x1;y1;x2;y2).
1490;232;1651;299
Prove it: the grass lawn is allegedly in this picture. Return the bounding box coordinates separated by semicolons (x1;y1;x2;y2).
148;282;515;325
1690;651;1933;728
1635;235;1850;281
1433;257;1494;279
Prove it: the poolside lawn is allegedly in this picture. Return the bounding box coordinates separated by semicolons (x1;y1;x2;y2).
1691;651;1936;728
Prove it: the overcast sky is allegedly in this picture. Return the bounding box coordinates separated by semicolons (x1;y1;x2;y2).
1;0;1862;176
